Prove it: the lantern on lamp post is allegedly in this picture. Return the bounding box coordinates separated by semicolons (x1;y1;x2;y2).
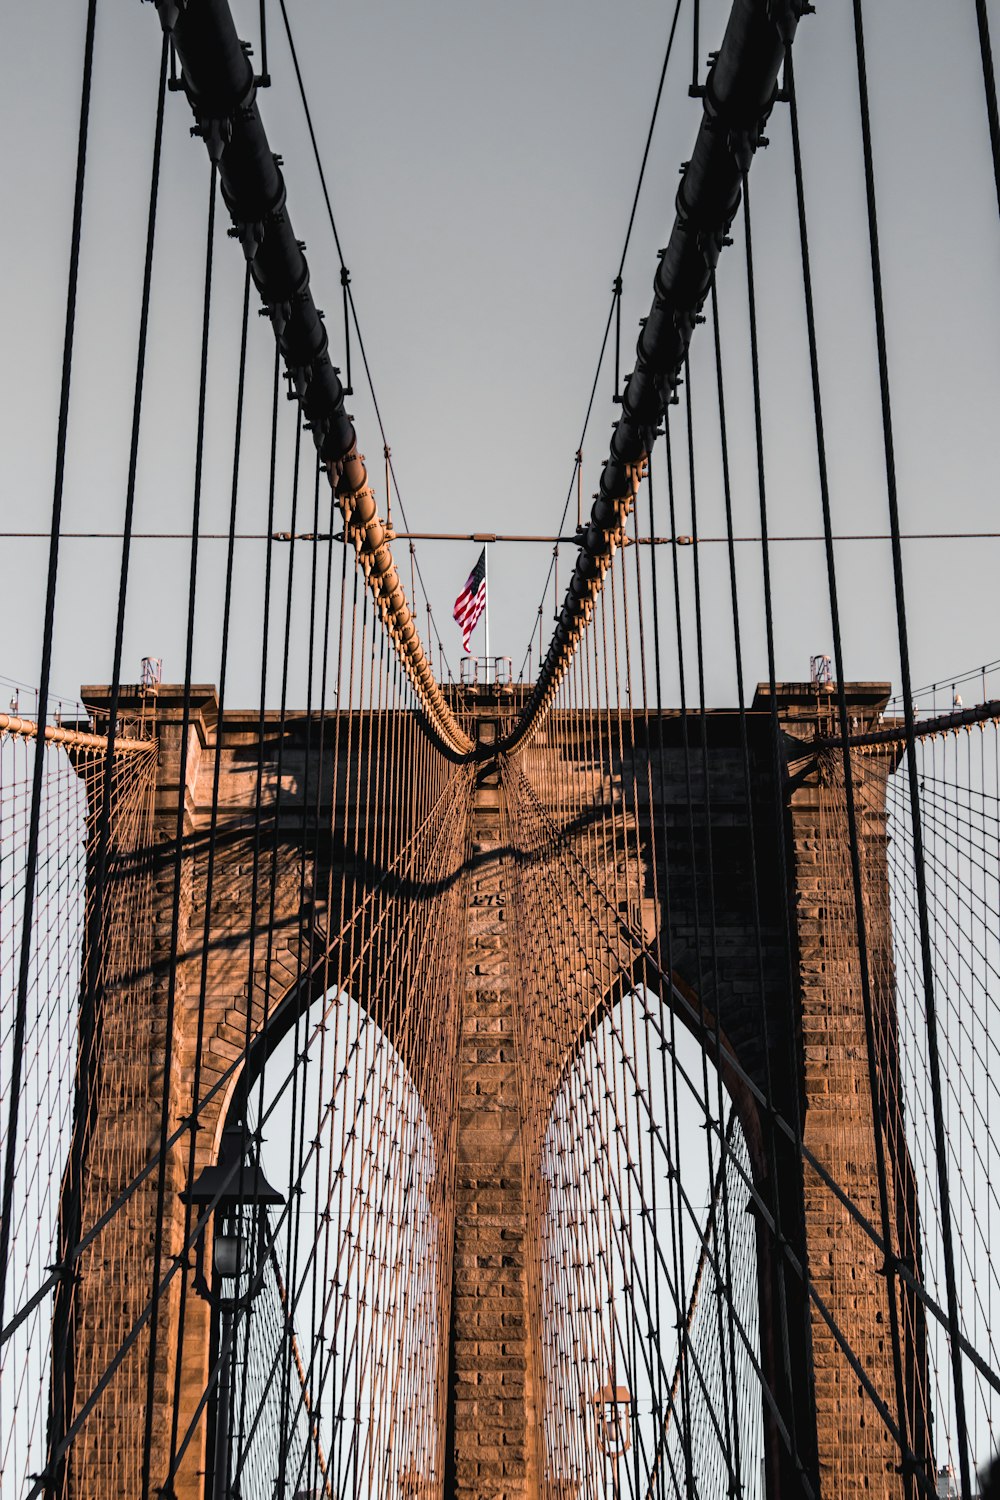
585;1382;632;1498
182;1124;285;1500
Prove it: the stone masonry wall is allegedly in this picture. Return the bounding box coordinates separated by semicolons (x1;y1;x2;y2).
447;759;542;1498
65;682;926;1499
780;689;929;1497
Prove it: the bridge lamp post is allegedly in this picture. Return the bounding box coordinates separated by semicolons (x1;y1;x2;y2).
589;1384;632;1499
183;1127;285;1500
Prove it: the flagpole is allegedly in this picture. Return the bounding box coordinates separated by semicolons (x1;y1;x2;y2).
484;543;490;687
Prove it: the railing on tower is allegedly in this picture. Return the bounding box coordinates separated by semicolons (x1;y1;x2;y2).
458;656;515;691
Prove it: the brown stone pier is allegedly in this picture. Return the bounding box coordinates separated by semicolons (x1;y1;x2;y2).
57;681;930;1498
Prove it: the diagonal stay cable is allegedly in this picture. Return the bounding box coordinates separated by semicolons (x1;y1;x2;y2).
505;0;807;749
517;0;686;677
274;0;455;680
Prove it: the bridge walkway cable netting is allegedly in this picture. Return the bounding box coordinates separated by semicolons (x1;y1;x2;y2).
3;678;1000;1495
2;0;1000;1496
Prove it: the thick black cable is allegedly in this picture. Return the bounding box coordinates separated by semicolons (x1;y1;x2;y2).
691;0;701;92
42;34;169;1491
139;160;218;1500
258;0;269;84
621;396;815;1477
615;0;687;306
292;483;342;1499
681;349;744;1482
739;170;817;1487
272;0;454;679
221;334;284;1491
642;442;698;1495
166;260;253;1480
273;0;345;266
786;46;923;1493
275;455;326;1496
230;402;305;1491
663;404;705;1498
0;0;99;1345
713;251;813;1486
518;0;686;672
710;272;794;1485
974;0;1000;225
625;455;677;1500
849;6;973;1490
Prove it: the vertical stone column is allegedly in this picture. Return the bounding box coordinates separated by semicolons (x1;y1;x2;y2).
446;744;541;1499
67;688;320;1499
776;682;931;1495
67;687;216;1499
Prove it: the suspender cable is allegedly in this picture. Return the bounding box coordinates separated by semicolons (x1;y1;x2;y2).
151;0;472;758
151;0;805;763
502;0;807;753
0;0;100;1348
850;3;972;1487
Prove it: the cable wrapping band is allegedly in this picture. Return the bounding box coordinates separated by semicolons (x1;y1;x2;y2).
154;0;473;757
502;0;806;753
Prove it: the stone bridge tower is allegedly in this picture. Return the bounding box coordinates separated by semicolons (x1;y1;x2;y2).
58;680;930;1499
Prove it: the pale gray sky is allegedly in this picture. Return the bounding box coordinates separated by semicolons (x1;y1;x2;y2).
2;0;999;710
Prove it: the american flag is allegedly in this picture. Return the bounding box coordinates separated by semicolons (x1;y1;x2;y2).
453;548;487;652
